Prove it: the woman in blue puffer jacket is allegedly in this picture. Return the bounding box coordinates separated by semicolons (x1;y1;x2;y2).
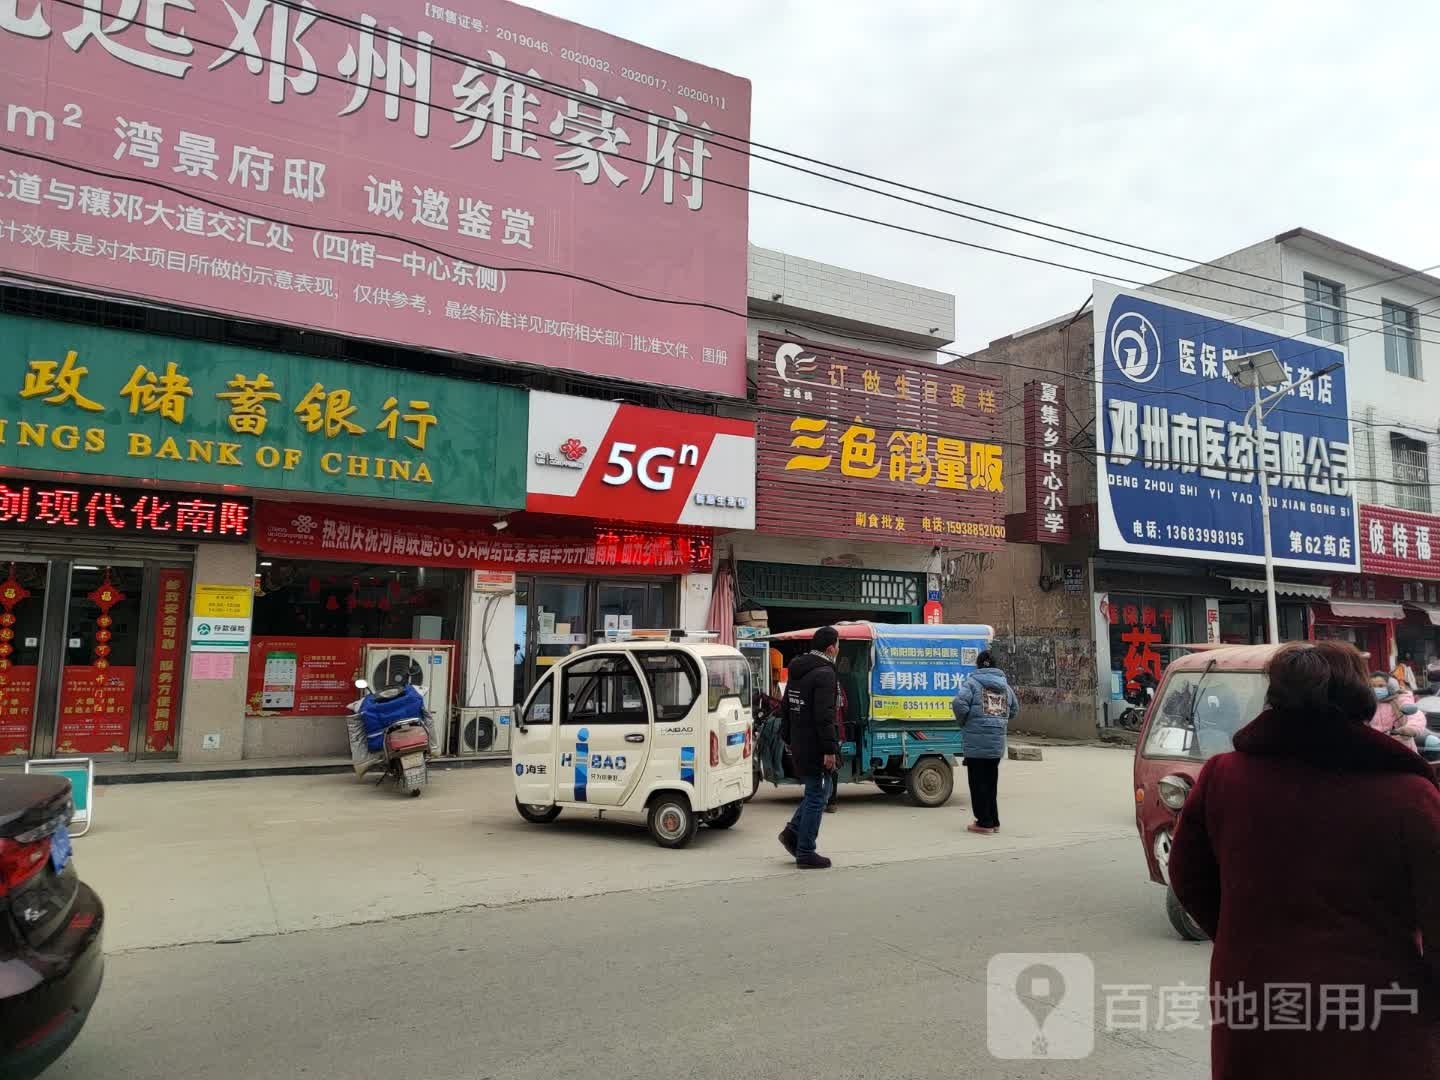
951;651;1019;834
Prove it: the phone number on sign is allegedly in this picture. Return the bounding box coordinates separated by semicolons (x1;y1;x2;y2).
1165;524;1246;547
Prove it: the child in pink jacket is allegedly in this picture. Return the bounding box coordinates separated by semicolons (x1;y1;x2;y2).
1369;673;1425;752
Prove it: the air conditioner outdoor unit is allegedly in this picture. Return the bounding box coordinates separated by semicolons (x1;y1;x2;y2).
456;707;511;755
362;644;454;755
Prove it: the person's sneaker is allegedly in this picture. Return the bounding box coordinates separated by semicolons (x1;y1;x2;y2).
967;822;997;835
795;852;832;869
778;826;798;856
823;802;837;814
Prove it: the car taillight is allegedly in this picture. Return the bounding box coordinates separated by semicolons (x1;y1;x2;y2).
0;835;51;895
710;731;719;767
743;728;752;759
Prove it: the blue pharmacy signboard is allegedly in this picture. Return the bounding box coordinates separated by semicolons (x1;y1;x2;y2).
1094;282;1358;571
870;623;993;721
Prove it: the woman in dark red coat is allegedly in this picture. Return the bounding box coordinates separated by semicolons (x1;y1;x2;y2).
1169;641;1440;1078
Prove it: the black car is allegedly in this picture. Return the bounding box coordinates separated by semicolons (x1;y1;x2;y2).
1;775;104;1079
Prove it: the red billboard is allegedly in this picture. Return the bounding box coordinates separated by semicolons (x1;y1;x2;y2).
1359;504;1440;581
1;0;750;396
1016;379;1069;543
525;391;754;529
754;336;1006;548
254;502;713;574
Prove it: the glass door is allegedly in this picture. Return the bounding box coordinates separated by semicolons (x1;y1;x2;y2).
513;578;531;705
52;563;145;756
0;560;49;760
532;579;588;677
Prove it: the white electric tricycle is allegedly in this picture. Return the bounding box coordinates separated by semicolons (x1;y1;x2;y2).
511;640;755;848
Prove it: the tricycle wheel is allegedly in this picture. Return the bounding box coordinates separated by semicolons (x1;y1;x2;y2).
875;780;906;796
707;802;743;830
1166;887;1209;941
905;757;954;807
648;794;698;849
515;798;561;824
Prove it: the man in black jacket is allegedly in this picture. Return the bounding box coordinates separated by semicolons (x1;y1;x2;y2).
778;625;840;869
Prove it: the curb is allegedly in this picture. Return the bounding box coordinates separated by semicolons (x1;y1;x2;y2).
95;755;509;786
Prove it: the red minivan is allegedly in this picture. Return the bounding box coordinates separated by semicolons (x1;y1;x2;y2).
1133;644;1275;940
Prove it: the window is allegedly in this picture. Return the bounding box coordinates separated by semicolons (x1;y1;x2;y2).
253;559;465;639
564;655;647;725
522;671;554;725
1384;300;1420;378
1106;595;1192;694
1142;671;1269;761
1391;433;1432;513
637;651;699;721
1304;274;1345;343
704;656;752;711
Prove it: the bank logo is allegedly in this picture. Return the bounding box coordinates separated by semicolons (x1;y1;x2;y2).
1110;311;1162;384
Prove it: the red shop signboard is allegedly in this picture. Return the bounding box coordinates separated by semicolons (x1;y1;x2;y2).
0;479;252;540
255;504;713;574
1359;504;1440;581
755;336;1007;548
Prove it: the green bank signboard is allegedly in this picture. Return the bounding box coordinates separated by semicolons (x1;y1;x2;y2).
0;315;527;508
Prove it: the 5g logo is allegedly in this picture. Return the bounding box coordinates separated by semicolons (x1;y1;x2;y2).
602;442;701;491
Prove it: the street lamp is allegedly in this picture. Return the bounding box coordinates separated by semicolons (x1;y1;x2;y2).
1224;350;1343;645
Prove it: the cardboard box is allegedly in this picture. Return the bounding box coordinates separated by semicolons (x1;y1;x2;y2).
736;609;768;625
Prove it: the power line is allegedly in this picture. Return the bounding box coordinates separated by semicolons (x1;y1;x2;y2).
26;0;1440;346
5;139;1439;448
239;0;1438;318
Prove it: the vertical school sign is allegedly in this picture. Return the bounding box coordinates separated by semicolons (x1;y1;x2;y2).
1094;282;1358;571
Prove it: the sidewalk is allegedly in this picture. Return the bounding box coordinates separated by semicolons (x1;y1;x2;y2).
75;746;1138;953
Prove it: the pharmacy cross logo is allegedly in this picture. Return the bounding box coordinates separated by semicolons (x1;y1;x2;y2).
1110;311;1162;384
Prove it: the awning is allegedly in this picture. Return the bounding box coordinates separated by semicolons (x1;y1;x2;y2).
1227;577;1332;600
1404;602;1440;627
1329;601;1405;621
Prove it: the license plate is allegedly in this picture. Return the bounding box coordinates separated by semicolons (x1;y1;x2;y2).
50;824;72;873
402;753;423;770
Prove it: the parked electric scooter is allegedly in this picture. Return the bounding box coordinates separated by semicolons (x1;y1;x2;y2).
347;678;434;797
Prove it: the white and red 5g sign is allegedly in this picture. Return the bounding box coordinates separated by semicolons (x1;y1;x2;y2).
526;392;756;528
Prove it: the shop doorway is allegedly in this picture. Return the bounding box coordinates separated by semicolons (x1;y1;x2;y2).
0;555;190;763
512;576;677;700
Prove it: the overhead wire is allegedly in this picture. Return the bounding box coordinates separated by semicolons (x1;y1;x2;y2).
22;0;1440;348
231;0;1437;319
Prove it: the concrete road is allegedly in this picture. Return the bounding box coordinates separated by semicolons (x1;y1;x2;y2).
75;746;1139;951
52;838;1211;1079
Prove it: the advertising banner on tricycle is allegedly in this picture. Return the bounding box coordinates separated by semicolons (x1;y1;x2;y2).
869;625;989;721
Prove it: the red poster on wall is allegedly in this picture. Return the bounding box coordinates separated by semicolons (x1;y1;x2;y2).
246;637;366;718
55;667;136;755
245;637;452;718
0;666;37;758
144;568;191;753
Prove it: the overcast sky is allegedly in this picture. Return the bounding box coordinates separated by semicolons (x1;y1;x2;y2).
528;0;1440;353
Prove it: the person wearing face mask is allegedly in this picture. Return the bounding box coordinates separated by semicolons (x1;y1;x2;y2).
1370;673;1425;753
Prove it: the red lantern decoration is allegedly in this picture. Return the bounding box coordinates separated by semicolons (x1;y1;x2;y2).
86;570;125;683
0;564;30;687
325;595;340;612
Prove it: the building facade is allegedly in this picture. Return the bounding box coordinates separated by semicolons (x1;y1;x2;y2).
0;0;754;766
709;246;1005;654
962;228;1440;737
